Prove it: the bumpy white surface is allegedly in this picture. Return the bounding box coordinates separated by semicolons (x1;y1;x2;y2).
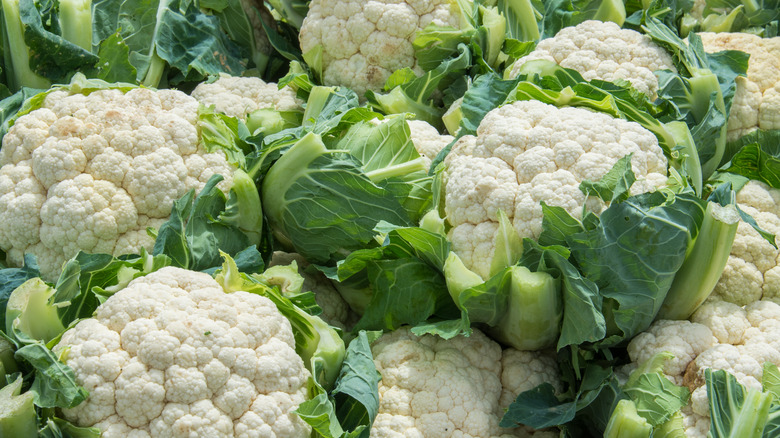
369;327;560;438
699;33;780;141
709;180;780;305
298;0;461;97
509;20;676;97
191;74;303;120
55;267;312;438
443;100;668;278
625;300;780;437
0;88;234;279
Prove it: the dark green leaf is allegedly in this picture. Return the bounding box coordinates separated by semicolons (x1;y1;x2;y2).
14;342;88;409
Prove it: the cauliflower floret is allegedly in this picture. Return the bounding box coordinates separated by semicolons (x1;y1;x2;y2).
443;100;668;278
55;267;312;437
698;33;780;140
369;327;560;438
710;180;780;305
191;74;304;120
509;21;677;97
0;87;236;280
299;0;461;97
406;119;453;168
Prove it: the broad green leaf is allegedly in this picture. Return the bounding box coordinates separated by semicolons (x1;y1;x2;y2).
14;342;88;409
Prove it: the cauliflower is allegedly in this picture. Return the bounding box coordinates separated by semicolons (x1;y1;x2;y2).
0;86;235;279
508;20;677;98
54;266;312;437
191;74;303;120
298;0;462;97
698;32;780;141
710;180;780;305
443;100;668;278
625;299;780;437
369;326;561;438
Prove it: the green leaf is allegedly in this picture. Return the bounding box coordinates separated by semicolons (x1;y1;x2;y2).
331;331;381;434
0;254;40;332
153;174;252;271
722;131;780;189
92;30;137;82
579;154;637;203
568;193;706;345
624;373;689;426
14;342;88;409
520;239;605;349
18;0;98;82
262;133;412;265
501;364;616;429
354;258;449;331
707;368;774;438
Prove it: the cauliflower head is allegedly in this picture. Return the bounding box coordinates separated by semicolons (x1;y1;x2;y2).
508;20;677;98
625;299;780;437
443;100;668;278
54;266;312;438
698;33;780;141
0;87;235;280
369;326;561;438
710;180;780;305
191;74;303;120
298;0;462;97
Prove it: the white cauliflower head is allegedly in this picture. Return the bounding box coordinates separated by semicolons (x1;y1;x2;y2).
710;180;780;306
0;87;236;279
508;20;677;97
443;100;668;278
626;299;780;437
698;33;780;141
54;266;312;437
298;0;462;97
191;74;304;120
369;327;560;438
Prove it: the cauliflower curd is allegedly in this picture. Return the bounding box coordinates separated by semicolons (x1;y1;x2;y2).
509;20;677;98
370;327;560;438
0;87;235;279
625;299;780;437
443;100;669;278
698;32;780;141
55;267;312;438
298;0;462;97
